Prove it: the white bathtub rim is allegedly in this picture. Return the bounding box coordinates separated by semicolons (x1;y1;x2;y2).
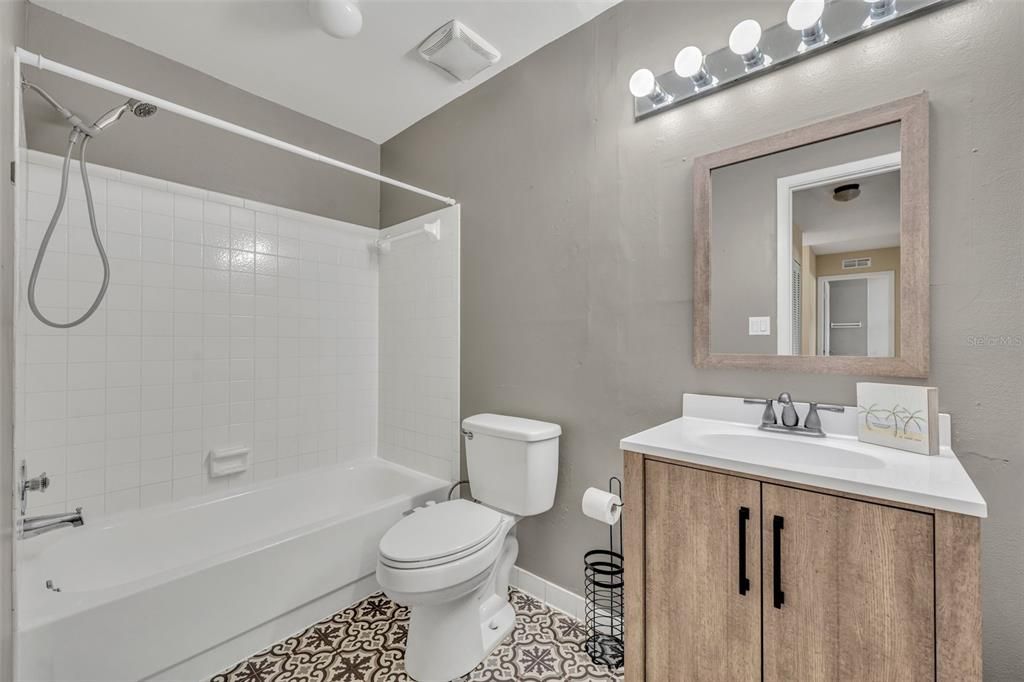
18;457;450;631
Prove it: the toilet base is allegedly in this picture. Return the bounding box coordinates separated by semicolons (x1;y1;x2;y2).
403;534;519;682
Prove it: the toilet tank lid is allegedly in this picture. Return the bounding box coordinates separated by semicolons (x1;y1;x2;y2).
462;414;561;442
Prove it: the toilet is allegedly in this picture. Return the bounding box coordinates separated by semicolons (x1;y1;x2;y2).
376;413;561;682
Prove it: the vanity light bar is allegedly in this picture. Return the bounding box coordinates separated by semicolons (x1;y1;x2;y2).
630;0;960;121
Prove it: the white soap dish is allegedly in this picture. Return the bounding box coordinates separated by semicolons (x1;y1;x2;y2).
208;446;250;478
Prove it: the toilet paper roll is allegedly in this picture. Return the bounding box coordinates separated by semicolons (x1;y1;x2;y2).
582;487;622;525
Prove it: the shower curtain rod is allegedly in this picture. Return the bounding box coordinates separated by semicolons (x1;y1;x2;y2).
15;47;457;207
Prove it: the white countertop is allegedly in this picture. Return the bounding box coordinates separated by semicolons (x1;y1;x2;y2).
620;395;987;518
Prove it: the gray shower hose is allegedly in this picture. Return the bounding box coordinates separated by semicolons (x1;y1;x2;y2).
27;127;110;328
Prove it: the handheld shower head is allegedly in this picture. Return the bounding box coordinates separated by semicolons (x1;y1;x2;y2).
129;100;158;118
92;99;158;132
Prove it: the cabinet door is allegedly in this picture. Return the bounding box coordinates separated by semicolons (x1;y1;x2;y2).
762;484;935;681
645;461;761;681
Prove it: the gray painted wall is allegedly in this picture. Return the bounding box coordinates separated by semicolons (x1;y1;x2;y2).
1;2;26;679
23;4;380;227
709;124;899;354
380;0;1024;677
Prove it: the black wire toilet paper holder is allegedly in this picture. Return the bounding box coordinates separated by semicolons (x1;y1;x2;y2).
583;476;624;669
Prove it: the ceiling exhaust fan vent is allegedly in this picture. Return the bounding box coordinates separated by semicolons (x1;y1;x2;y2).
418;19;501;82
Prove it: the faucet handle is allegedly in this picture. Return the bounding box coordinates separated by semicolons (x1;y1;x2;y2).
743;398;777;425
804;403;845;432
23;472;49;493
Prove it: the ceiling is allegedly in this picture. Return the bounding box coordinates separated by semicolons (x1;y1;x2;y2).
31;0;618;144
795;170;901;255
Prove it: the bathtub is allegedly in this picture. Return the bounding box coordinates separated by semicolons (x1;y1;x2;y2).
17;458;449;682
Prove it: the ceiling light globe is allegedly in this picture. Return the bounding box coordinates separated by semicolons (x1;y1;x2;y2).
674;46;705;79
729;19;763;55
787;0;825;31
628;68;657;98
308;0;363;39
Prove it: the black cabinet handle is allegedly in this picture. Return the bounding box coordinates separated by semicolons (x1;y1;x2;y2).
772;514;785;609
738;507;751;595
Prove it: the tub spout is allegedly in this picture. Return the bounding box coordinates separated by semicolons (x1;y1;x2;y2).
22;508;84;538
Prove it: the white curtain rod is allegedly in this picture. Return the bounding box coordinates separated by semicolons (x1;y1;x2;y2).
15;47;457;207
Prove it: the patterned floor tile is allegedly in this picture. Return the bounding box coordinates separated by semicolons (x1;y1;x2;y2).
211;588;623;682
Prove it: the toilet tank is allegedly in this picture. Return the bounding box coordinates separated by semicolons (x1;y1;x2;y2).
462;414;561;516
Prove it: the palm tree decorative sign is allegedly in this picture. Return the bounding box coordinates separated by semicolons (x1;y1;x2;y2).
856;383;939;456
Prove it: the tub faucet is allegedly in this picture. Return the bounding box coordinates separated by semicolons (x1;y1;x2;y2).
21;508;84;539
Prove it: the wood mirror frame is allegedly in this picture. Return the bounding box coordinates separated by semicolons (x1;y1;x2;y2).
693;93;929;377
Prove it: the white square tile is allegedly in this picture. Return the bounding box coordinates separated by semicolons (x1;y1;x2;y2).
141;481;173;508
18;161;394;512
142;212;174;239
106;488;140;514
174;194;204;221
140;457;172;485
204;201;231;226
142;188;174;216
107;206;142;235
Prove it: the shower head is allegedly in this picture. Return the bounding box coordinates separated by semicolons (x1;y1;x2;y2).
129;100;158;118
91;98;158;132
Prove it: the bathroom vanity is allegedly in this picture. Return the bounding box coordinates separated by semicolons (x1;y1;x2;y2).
621;394;985;682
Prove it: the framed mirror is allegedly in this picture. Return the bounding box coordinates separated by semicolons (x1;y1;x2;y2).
693;94;929;377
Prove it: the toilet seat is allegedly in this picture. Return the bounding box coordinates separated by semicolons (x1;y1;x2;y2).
379;499;505;569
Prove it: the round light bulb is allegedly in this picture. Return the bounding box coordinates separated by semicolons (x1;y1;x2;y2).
787;0;825;31
308;0;363;39
729;19;763;56
674;46;705;79
628;68;657;98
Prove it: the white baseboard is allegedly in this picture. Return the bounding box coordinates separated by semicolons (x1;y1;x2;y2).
510;565;586;622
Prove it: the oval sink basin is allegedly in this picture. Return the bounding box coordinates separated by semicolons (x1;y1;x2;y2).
697;433;885;470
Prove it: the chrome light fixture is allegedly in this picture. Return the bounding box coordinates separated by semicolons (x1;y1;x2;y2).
674;46;716;89
864;0;898;26
630;0;958;122
729;20;770;70
787;0;828;51
628;68;672;106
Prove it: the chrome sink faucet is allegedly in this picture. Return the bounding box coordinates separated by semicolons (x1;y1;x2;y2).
744;394;845;438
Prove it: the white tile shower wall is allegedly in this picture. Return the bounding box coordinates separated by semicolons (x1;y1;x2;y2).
16;150;380;516
378;206;460;482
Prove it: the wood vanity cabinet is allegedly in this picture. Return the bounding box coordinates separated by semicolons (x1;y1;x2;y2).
624;452;982;682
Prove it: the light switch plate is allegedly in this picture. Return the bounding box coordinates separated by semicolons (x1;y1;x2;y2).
748;316;771;336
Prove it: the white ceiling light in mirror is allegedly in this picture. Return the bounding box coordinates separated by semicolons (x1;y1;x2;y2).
629;0;962;122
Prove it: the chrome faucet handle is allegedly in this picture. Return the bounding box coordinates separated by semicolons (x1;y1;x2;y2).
23;472;49;493
743;398;777;426
18;461;50;516
804;403;846;433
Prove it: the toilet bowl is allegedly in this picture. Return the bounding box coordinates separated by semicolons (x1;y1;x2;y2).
376;499;519;682
376;414;561;682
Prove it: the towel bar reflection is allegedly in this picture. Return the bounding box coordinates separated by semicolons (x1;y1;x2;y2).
375;220;441;253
